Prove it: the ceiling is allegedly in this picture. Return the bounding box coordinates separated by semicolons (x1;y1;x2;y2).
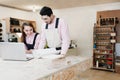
0;0;120;12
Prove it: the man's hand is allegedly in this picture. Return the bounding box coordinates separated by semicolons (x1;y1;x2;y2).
58;54;66;59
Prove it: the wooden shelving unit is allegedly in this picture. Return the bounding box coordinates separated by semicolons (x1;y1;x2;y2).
93;17;117;72
94;10;120;73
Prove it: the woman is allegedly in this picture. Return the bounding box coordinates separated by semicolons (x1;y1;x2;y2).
21;23;40;54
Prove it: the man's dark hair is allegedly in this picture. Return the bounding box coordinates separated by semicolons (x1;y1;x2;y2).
40;6;53;17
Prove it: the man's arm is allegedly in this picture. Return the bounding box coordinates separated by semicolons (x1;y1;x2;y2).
34;34;41;49
38;25;46;49
60;19;70;55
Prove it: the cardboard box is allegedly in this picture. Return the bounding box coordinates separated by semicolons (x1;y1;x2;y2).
116;36;120;43
116;63;120;73
116;23;120;36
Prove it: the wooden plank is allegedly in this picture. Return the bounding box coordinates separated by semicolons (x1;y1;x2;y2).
52;72;61;80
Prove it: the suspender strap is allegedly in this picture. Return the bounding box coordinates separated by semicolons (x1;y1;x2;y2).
45;18;59;29
33;33;39;46
24;37;27;44
45;24;48;29
55;18;59;28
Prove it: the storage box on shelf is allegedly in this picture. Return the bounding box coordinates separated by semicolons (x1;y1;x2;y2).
116;62;120;74
93;17;117;72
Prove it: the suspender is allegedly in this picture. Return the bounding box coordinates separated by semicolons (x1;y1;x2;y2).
55;18;59;28
46;24;48;29
32;33;39;46
45;18;59;29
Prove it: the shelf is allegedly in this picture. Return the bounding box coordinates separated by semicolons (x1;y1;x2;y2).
93;49;113;51
96;39;110;42
95;58;113;61
95;26;115;28
97;25;115;27
10;25;20;27
96;31;112;33
94;53;113;55
92;67;115;72
96;44;110;46
94;48;113;50
96;32;110;34
95;58;107;60
93;15;117;72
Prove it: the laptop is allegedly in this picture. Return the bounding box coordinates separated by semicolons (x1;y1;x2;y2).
0;42;33;61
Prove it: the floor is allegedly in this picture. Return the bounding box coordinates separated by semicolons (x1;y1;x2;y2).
79;69;120;80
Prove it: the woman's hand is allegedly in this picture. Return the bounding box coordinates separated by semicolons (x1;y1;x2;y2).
26;50;33;54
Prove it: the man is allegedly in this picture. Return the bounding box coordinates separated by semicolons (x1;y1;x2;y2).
39;6;70;57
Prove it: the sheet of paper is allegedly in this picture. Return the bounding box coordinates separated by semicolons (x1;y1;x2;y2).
26;54;34;58
32;48;61;59
39;54;62;59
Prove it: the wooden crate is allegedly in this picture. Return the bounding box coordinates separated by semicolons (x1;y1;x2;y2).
116;63;120;73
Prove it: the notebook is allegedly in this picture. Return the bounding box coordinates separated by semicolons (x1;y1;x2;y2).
0;42;33;61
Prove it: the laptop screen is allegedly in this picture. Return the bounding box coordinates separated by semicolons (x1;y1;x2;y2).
0;42;31;61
